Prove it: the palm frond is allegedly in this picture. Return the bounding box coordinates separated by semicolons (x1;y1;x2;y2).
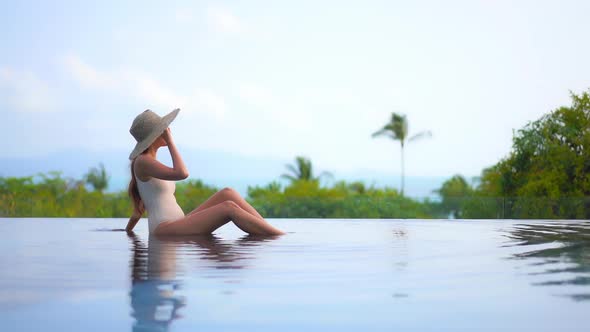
371;127;389;138
284;164;300;178
408;130;432;142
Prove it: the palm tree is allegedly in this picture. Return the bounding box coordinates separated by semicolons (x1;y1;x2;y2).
280;156;333;184
371;112;431;196
84;162;110;193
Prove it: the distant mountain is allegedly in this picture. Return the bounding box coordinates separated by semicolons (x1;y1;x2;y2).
0;148;448;199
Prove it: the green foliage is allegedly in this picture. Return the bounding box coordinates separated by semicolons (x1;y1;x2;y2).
435;90;590;219
0;170;444;218
247;179;444;218
507;90;590;197
489;90;590;218
280;156;333;184
0;170;218;218
174;179;219;214
83;162;110;192
432;174;474;218
372;113;410;144
0;171;119;217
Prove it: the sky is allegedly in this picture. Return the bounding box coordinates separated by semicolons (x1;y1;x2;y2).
1;0;590;180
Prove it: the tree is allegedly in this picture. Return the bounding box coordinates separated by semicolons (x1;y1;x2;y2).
84;162;110;193
247;181;283;200
280;156;333;184
433;174;473;218
464;89;590;219
371;112;432;195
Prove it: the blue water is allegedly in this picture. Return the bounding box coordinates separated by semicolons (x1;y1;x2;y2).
0;218;588;331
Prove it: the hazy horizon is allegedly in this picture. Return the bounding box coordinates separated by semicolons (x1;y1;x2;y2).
0;146;450;199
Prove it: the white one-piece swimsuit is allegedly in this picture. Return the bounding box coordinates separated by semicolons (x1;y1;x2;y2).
135;174;185;233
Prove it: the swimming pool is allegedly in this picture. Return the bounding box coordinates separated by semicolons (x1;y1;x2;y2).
0;218;588;331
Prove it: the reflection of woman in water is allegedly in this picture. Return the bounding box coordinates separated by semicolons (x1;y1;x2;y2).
128;232;186;332
127;231;275;331
125;108;285;236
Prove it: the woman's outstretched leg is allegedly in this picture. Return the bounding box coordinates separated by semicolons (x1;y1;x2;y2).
156;200;284;236
187;187;264;219
229;202;285;235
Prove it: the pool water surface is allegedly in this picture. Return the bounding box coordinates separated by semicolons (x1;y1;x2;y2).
0;218;588;331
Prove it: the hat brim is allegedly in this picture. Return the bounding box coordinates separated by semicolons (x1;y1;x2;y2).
129;108;180;160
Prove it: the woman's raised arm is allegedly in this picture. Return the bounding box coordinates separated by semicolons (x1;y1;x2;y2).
135;128;189;181
162;127;189;179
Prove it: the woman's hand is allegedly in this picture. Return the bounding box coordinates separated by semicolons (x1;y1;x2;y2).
161;127;173;144
126;213;141;232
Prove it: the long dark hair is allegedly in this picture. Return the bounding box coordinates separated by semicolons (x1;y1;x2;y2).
128;152;147;217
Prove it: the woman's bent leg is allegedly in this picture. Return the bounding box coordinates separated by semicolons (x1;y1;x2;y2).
222;187;264;219
156;200;284;236
187;187;264;219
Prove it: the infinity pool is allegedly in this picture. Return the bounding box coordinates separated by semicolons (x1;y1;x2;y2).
0;218;588;331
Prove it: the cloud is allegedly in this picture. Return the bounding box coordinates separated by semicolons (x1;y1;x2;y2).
62;54;226;118
129;72;189;110
0;67;59;113
62;54;113;89
207;6;242;34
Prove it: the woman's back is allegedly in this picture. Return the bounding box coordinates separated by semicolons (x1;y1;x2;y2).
135;171;185;233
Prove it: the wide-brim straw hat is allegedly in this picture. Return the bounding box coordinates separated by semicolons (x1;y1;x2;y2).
129;108;180;160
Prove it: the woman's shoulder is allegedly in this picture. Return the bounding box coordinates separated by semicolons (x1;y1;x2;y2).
134;155;153;182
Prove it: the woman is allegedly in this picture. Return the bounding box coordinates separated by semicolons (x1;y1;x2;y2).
125;108;285;236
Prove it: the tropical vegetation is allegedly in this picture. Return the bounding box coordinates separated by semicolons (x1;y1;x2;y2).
1;89;589;219
436;90;590;219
